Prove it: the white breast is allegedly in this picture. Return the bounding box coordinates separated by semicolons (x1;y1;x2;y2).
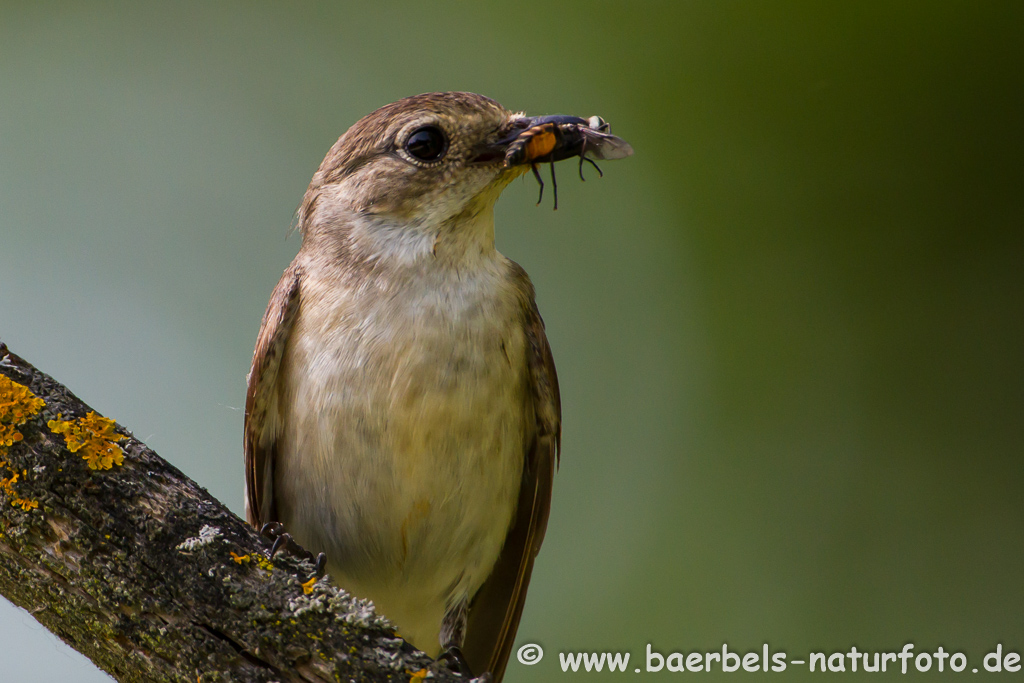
274;256;531;654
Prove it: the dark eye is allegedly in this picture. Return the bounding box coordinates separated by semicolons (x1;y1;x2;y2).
405;125;448;162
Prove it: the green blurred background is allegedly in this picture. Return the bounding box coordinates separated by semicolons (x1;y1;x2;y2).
1;1;1022;680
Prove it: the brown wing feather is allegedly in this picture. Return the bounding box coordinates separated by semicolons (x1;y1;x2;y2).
463;285;561;683
244;265;302;527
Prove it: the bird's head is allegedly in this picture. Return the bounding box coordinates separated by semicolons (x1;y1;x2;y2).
296;92;630;268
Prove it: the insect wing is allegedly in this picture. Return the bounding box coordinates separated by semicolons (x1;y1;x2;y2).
581;129;634;160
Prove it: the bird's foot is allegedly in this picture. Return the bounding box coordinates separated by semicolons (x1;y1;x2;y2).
259;522;327;577
437;646;490;680
260;521;308;559
312;551;327;578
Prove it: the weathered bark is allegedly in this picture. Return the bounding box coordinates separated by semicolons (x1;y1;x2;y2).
0;341;457;683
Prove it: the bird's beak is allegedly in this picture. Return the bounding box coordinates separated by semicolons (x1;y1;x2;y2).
471;114;633;167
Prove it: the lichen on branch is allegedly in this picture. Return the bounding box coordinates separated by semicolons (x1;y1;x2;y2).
0;342;456;683
48;412;127;470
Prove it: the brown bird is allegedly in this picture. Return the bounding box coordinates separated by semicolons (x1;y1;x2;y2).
244;92;631;681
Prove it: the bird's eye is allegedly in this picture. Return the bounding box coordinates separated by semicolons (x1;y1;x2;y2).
405;125;448;162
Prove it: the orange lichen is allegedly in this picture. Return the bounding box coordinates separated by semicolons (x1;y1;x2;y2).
0;424;22;449
0;465;38;511
301;576;317;594
48;412;127;470
13;497;38;511
0;375;45;448
230;548;274;571
408;668;429;682
0;377;45;510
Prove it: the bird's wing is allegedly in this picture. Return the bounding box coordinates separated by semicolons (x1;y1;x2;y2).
463;277;561;683
244;265;303;527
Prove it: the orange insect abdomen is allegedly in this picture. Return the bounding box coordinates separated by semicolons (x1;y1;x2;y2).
524;127;557;162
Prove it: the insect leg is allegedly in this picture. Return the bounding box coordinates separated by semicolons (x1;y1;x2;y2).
531;163;544;205
578;138;588;181
583;157;604;178
550;161;558;210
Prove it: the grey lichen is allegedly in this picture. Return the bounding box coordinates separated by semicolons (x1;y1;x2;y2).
176;524;223;552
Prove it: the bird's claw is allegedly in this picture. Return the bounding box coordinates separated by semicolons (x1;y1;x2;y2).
260;521;319;564
259;521;284;538
313;552;327;578
437;645;485;679
269;531;297;558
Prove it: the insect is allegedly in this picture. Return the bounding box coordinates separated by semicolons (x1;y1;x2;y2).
503;115;634;209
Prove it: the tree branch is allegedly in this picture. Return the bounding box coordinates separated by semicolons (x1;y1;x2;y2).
0;341;456;683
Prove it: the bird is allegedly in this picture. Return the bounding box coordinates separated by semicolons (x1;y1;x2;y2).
243;92;631;682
